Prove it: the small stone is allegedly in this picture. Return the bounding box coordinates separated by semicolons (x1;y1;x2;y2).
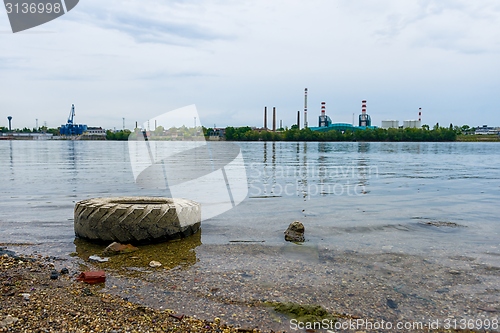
89;255;109;263
82;287;93;296
149;261;162;268
21;293;30;301
477;306;498;313
0;315;18;328
50;270;59;280
284;221;305;242
60;267;69;275
387;298;398;309
168;313;184;320
103;242;139;255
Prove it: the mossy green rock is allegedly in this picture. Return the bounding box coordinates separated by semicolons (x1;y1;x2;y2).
270;302;337;323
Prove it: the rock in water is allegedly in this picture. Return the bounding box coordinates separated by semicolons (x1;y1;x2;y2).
103;242;139;255
284;221;305;242
149;261;162;268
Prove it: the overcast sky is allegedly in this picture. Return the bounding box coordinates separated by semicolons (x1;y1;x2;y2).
1;0;499;130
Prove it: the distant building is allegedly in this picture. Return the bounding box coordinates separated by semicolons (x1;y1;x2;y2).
403;120;421;129
212;127;226;137
86;127;106;136
474;125;499;135
381;120;399;129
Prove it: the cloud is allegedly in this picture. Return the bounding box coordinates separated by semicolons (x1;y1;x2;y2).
0;0;499;129
66;0;235;46
370;0;500;54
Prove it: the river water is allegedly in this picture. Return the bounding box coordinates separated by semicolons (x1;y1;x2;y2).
1;140;499;331
0;140;499;262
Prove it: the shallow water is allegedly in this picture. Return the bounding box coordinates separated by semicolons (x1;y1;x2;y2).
1;140;499;332
0;140;499;265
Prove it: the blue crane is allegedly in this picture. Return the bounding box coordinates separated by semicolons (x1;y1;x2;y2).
60;104;87;136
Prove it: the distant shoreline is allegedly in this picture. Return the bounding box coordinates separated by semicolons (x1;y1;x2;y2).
1;134;499;142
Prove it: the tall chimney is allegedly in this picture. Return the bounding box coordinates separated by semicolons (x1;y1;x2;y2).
297;111;300;129
264;106;267;130
304;88;308;128
419;108;422;122
321;102;326;116
272;107;276;132
7;116;12;131
360;100;367;127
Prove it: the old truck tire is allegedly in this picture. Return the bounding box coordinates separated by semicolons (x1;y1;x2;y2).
74;197;201;244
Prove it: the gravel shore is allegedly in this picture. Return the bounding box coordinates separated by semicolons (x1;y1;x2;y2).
1;241;499;333
0;251;263;333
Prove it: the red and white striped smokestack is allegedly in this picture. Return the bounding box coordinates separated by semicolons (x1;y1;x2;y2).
362;100;367;115
321;101;326;116
304;88;308;128
419;108;422;122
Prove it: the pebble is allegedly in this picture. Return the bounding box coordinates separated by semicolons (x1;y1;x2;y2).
0;315;19;328
89;255;110;263
149;260;162;268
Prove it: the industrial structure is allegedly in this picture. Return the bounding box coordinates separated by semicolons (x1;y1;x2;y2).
310;98;376;132
403;108;422;128
263;106;279;132
382;108;422;129
60;104;87;136
381;120;399;129
264;107;268;130
304;88;308;128
318;102;332;127
358;100;372;127
273;107;276;132
474;125;500;135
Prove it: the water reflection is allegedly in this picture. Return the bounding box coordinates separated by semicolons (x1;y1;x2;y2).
73;230;202;276
357;142;370;188
250;142;376;200
66;141;78;193
9;141;14;180
300;142;308;199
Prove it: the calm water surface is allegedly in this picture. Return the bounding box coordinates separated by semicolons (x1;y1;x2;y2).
0;141;499;264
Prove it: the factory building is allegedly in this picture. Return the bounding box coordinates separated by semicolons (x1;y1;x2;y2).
318;102;332;127
382;108;423;129
403;120;421;128
381;120;399;129
85;127;106;136
474;125;499;135
310;98;376;132
358;100;371;127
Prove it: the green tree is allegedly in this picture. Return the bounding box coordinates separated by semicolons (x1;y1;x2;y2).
154;126;165;136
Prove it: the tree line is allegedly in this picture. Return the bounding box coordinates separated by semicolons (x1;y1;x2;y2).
208;124;458;142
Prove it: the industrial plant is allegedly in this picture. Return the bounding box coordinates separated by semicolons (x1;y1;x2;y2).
262;88;378;133
309;99;376;132
381;108;422;129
